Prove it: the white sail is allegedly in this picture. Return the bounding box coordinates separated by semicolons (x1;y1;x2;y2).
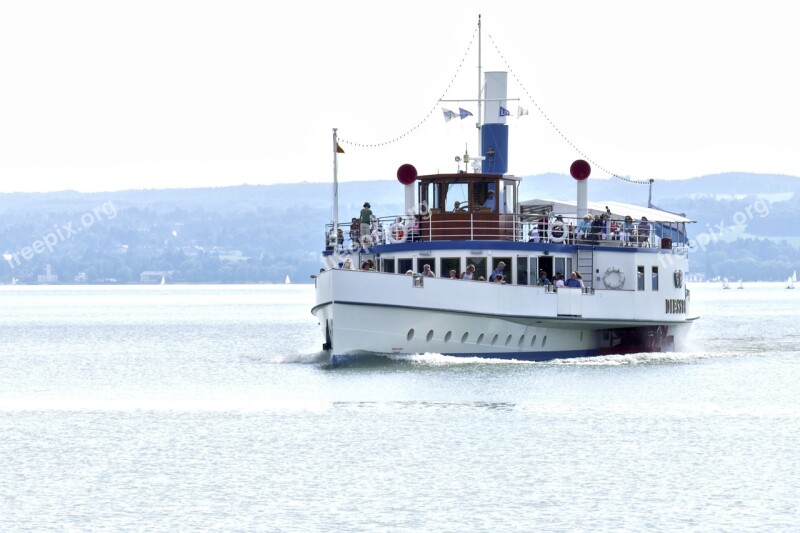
160;275;166;285
722;277;730;289
285;275;291;284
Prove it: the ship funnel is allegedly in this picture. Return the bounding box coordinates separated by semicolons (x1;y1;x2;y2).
481;71;508;174
570;160;591;218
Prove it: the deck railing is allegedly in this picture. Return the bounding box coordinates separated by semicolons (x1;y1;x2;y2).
325;213;684;251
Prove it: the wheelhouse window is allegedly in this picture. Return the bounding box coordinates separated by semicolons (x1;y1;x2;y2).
652;266;659;291
419;181;443;213
382;258;395;274
637;265;645;291
474;181;497;212
446;182;470;212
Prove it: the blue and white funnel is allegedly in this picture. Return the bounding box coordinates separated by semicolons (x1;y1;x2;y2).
481;71;509;174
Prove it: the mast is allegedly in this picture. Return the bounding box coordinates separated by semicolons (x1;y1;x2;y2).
477;14;482;155
332;128;340;243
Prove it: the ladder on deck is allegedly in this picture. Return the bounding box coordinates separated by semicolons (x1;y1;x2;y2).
576;248;594;289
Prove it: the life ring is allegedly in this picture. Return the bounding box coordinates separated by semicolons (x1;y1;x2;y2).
548;219;566;243
388;222;407;243
602;267;625;290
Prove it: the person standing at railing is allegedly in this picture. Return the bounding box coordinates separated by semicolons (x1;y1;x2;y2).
637;216;651;246
359;202;373;246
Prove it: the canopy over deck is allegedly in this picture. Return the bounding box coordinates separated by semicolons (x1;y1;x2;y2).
519;198;694;223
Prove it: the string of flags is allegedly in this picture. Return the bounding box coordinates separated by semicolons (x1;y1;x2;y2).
442;106;529;122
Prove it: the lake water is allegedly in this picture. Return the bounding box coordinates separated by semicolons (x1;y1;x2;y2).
1;283;798;531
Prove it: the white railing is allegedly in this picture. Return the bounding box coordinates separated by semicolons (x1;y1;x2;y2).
325;213;680;250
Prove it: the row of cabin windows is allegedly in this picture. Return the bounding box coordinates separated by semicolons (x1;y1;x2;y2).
380;256;573;285
637;265;659;291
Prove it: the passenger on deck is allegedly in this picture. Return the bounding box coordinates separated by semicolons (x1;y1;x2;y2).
619;215;634;245
566;271;585;288
461;264;476;280
349;217;360;246
637;216;651;245
421;264;436;278
555;273;565;288
449;269;458;279
528;225;541;243
538;270;552;286
493;274;505;284
576;214;592;243
489;262;506;282
359;202;373;246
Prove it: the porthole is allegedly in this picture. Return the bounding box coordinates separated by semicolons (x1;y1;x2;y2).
461;332;469;343
542;335;547;348
491;334;498;346
444;331;452;342
426;329;434;342
518;335;525;348
530;335;537;348
407;329;415;341
506;334;513;347
477;333;484;345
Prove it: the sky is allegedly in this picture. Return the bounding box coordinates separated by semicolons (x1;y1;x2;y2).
1;0;799;193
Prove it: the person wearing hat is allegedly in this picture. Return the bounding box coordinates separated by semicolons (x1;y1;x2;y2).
359;202;373;246
482;189;496;210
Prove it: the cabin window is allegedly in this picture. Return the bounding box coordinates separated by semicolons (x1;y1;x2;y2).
441;257;461;279
529;257;539;285
420;182;443;212
492;257;512;284
637;265;645;291
398;258;413;275
555;257;567;280
446;182;470;212
517;257;530;285
418;258;436;276
382;258;395;274
652;266;659;291
467;257;487;280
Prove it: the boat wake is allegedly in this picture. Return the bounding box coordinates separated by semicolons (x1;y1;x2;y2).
385;350;730;367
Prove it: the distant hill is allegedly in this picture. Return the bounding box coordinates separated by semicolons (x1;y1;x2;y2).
3;171;797;215
1;172;798;283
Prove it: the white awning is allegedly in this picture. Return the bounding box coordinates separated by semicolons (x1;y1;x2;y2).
518;198;693;223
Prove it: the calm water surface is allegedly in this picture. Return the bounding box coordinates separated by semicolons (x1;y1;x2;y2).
1;283;798;531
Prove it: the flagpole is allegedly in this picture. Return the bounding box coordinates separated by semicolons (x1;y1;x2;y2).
332;128;340;246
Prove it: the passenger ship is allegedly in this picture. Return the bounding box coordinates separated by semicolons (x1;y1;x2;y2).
312;20;697;365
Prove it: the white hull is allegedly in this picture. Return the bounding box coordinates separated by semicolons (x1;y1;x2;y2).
313;268;694;364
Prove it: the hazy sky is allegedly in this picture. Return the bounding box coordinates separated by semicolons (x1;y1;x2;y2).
1;1;798;193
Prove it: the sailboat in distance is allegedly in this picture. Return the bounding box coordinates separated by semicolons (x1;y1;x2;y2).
722;277;731;289
787;271;795;289
285;275;291;284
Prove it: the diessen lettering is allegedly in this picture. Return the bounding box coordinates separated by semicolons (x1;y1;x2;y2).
665;299;686;314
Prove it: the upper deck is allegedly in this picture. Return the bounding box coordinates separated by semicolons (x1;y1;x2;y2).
326;172;692;252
